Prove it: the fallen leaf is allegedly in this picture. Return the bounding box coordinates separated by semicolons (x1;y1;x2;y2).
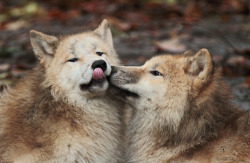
80;1;101;13
48;8;67;21
0;72;8;79
242;76;250;88
226;56;247;66
108;17;134;31
212;55;224;63
136;56;147;63
123;11;150;23
0;63;10;72
184;1;202;22
5;20;29;31
155;37;187;53
0;14;8;24
67;9;81;19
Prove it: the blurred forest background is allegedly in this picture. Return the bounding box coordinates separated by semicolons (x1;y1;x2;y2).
0;0;249;109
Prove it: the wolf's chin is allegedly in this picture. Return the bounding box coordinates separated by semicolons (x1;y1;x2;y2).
80;78;109;94
108;82;139;99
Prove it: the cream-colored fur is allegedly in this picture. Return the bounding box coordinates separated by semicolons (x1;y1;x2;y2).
110;49;250;162
0;20;124;163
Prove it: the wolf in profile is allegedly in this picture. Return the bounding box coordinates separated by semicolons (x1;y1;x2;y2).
109;49;250;162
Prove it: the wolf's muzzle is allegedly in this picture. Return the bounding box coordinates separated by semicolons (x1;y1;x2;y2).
111;66;118;74
92;60;107;72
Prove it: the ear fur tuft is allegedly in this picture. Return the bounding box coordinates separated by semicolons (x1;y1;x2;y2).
184;48;213;91
94;19;114;48
30;30;58;64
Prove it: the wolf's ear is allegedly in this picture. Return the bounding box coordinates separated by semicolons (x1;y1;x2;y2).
94;19;114;48
184;48;213;90
30;30;58;64
183;50;195;56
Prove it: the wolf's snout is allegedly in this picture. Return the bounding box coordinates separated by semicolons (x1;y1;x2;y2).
92;60;107;80
111;66;118;74
92;60;107;72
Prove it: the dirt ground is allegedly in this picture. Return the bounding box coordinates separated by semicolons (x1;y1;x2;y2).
0;0;249;109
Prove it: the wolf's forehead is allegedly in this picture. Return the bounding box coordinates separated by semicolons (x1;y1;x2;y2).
147;56;168;66
65;37;102;55
68;36;98;48
73;41;97;51
148;56;181;70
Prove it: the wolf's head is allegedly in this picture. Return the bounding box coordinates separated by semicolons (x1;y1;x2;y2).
109;49;215;128
30;20;120;103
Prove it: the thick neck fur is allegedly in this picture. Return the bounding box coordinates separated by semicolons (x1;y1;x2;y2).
0;65;124;162
128;71;246;162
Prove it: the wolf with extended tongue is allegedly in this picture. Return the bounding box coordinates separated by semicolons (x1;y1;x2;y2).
0;20;124;163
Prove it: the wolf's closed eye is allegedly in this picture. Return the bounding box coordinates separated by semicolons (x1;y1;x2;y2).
96;52;104;56
67;58;79;62
150;70;162;76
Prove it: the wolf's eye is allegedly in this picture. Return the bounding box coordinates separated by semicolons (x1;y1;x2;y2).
67;58;79;62
150;70;162;76
96;52;104;56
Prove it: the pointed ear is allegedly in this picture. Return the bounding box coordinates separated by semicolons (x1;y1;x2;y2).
183;50;195;57
94;19;114;48
30;30;59;64
184;49;213;90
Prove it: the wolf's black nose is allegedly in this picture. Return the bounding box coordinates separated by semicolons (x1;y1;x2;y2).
92;60;107;71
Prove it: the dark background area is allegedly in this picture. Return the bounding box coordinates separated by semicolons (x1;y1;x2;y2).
0;0;249;109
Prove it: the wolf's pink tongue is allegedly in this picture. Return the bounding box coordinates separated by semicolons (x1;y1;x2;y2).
93;68;105;80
